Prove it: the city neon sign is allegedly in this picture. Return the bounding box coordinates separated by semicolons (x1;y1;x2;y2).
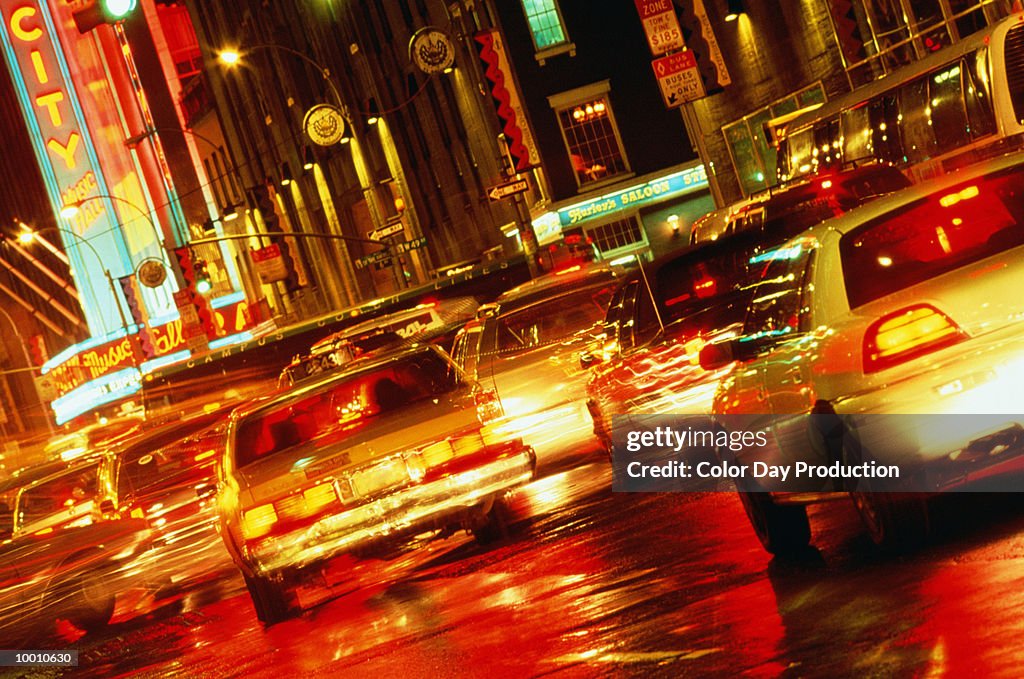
0;1;104;234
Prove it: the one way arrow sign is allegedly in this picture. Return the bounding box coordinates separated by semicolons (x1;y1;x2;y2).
487;178;530;201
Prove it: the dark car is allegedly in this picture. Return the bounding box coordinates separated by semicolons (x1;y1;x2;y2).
0;457;152;645
586;164;914;453
689;163;911;245
108;408;237;589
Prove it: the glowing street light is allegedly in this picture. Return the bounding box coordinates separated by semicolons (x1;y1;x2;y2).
218;49;241;66
59;194;171;288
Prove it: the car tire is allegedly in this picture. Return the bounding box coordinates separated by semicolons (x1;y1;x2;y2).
850;491;930;552
243;571;294;626
737;486;811;555
472;497;512;545
587;401;613;461
63;569;116;633
841;424;930;552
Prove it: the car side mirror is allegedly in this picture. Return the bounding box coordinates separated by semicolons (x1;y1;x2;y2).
98;499;116;516
196;484;217;501
699;340;736;370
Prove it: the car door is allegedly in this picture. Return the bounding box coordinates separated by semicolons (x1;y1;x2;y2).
588;279;651;433
585;279;635;441
738;239;822;486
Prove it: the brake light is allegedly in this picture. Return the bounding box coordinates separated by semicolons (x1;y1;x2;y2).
863;304;964;373
694;278;717;298
420;440;455;468
302;483;339;513
241;503;278;540
693;263;716;299
451;432;486;457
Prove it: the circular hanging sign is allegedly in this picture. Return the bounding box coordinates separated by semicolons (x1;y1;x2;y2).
136;258;167;288
303;104;347;146
409;27;455;75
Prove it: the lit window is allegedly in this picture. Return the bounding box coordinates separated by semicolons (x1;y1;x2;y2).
551;84;629;189
520;0;569;51
585;217;644;255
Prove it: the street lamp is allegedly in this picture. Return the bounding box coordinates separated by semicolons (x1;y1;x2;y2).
218;45;345;110
218;44;353;148
17;226;137;364
59;194;171;288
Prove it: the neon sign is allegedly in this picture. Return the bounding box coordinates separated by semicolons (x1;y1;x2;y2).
1;2;99;234
555;165;709;226
0;0;136;336
43;298;255;401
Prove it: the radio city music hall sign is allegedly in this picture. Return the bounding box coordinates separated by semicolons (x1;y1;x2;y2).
1;1;107;232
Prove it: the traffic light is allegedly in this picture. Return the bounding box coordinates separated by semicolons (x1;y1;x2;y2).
118;275;156;358
28;335;48;367
193;258;212;294
250;184;301;291
72;0;138;34
173;247;218;339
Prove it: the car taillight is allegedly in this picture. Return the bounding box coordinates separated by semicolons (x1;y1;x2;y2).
863;304;965;373
693;263;717;299
302;482;339;513
451;432;486;457
419;440;455;468
241;503;278;540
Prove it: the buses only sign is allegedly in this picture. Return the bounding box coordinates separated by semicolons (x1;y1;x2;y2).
651;50;706;108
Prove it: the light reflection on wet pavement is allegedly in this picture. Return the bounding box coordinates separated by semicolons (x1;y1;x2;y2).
37;459;1024;678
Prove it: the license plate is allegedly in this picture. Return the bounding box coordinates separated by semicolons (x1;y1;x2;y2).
349;458;408;497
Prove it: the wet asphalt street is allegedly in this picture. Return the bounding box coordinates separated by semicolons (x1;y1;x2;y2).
17;457;1024;678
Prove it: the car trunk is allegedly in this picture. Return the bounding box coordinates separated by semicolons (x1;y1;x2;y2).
237;387;480;505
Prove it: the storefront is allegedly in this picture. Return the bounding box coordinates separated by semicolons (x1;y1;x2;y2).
531;161;714;262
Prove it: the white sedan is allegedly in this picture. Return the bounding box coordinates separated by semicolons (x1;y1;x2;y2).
702;154;1024;554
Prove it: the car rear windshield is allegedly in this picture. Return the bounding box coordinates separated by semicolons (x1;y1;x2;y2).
16;464;100;532
234;350;461;468
655;241;765;325
840;167;1024;308
729;167;910;243
495;282;616;354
